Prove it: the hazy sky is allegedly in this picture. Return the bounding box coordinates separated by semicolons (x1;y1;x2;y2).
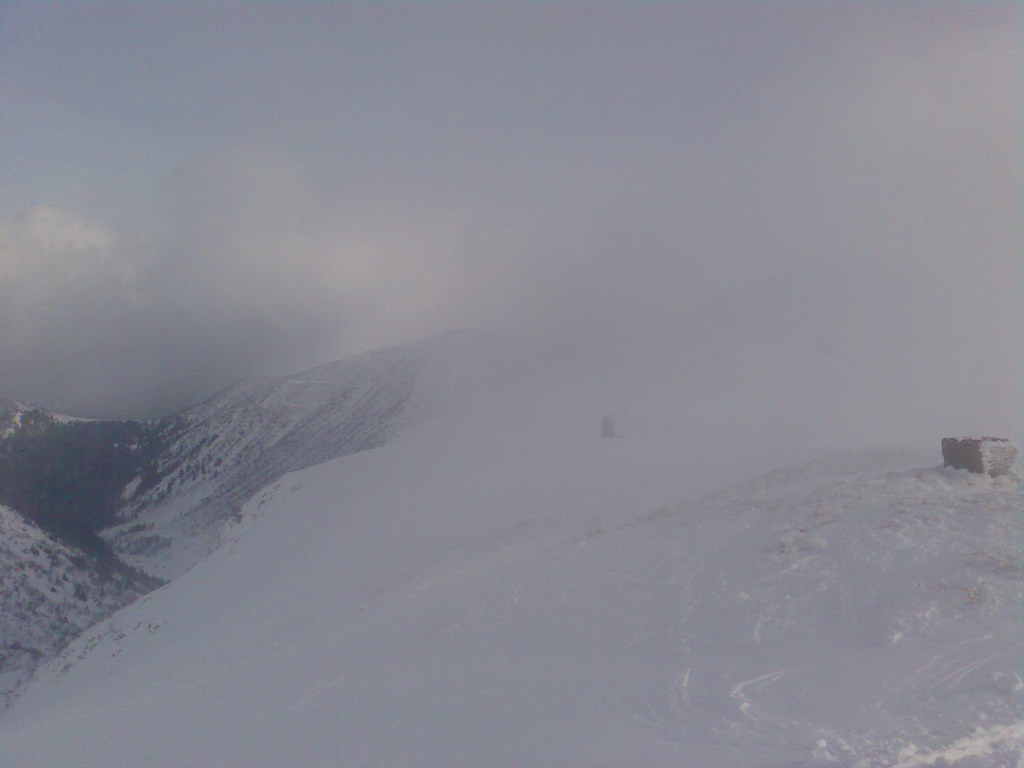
0;2;1020;437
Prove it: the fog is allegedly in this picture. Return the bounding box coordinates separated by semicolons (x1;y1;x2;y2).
0;3;1019;449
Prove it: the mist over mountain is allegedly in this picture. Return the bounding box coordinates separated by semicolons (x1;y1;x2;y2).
0;329;1020;766
1;4;1019;426
1;3;1020;764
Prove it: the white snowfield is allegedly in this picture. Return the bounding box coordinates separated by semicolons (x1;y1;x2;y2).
0;343;1021;767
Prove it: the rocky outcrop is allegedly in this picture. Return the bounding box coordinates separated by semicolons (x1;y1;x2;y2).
941;437;1019;477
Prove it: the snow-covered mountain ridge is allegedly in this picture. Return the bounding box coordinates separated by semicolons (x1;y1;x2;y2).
1;349;1019;768
105;329;542;577
0;331;536;580
0;331;543;699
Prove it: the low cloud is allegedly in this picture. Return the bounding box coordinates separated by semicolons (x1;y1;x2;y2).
0;4;1018;447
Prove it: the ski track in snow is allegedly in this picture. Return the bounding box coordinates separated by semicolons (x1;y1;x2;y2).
730;668;796;723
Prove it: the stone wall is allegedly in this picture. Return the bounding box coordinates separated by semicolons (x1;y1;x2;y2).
941;437;1019;477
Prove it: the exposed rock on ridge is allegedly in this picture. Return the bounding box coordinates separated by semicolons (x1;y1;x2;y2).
0;504;152;707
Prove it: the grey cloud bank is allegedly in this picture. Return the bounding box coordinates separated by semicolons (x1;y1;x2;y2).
0;3;1019;449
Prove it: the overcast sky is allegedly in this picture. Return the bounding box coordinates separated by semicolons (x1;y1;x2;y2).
0;2;1020;442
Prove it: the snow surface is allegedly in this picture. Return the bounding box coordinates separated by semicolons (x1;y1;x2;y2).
978;439;1020;478
1;341;1021;766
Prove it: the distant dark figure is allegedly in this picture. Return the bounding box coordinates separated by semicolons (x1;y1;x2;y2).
601;414;617;438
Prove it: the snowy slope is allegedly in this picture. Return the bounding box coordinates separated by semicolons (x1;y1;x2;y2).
0;398;31;439
0;397;95;439
0;504;149;708
1;346;1020;767
105;329;539;578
